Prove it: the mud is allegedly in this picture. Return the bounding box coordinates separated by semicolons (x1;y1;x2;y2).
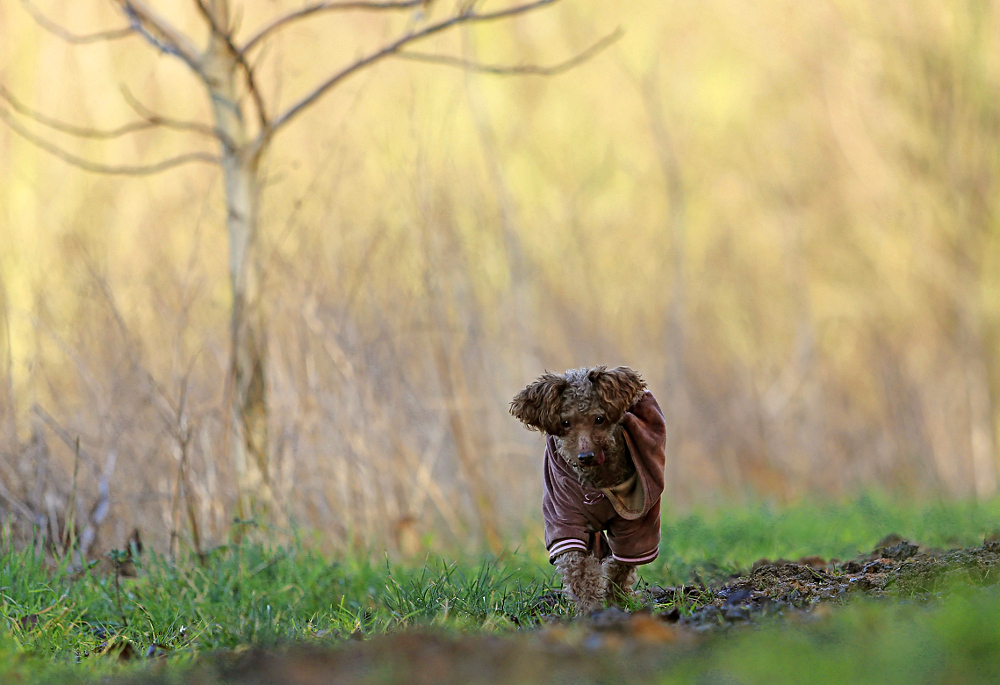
115;537;1000;685
158;629;690;685
640;536;1000;631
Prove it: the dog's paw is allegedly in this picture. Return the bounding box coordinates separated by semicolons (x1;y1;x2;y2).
602;558;639;606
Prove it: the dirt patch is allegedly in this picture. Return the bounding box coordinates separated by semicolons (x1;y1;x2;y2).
168;630;689;685
114;538;1000;685
642;537;1000;631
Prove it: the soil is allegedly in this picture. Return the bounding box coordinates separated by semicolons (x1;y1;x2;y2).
647;536;1000;632
117;537;1000;685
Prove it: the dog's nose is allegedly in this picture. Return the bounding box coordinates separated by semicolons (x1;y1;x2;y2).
578;451;595;465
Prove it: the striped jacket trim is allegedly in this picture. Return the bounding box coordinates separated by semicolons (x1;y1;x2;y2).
547;537;588;561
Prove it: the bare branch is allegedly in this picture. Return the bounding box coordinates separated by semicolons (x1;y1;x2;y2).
0;476;36;522
0;82;215;145
21;0;134;44
115;0;203;71
31;404;101;478
193;0;269;131
0;83;151;139
270;0;559;135
0;108;219;175
241;0;428;55
77;448;116;557
119;85;225;142
397;27;622;75
77;254;179;428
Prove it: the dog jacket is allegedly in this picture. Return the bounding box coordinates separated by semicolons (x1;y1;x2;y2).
543;391;666;566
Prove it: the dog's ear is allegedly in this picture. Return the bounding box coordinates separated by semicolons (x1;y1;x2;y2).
510;373;568;434
588;366;647;423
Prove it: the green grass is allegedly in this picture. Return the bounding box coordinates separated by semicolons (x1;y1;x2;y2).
659;585;1000;684
1;494;1000;683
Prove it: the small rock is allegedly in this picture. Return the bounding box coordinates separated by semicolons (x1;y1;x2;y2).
722;606;750;622
146;644;170;659
657;607;681;623
880;541;919;561
723;589;752;607
589;607;631;631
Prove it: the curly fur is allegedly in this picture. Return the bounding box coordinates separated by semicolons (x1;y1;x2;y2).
553;550;606;614
511;366;647;489
588;366;646;425
552;551;640;613
603;558;638;604
508;373;568;436
511;365;648;613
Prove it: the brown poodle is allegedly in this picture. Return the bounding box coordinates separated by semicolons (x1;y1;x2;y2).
511;366;667;614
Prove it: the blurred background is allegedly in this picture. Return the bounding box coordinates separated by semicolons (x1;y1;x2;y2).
1;0;999;556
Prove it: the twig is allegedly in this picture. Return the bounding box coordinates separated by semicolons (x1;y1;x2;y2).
0;82;196;140
107;549;129;627
21;0;134;44
270;0;560;134
30;401;118;560
168;364;196;561
77;253;200;438
76;254;205;559
77;450;115;558
0;107;219;174
241;0;429;54
0;477;35;521
119;85;224;141
46;495;63;558
396;27;623;75
31;405;100;479
169;444;184;560
63;437;80;555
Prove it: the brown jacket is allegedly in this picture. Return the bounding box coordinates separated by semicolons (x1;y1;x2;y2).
543;391;667;565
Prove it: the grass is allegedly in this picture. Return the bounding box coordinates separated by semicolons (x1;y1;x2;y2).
2;494;1000;683
660;585;1000;685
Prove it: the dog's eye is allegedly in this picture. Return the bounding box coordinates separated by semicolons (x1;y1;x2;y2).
595;416;605;425
561;419;571;429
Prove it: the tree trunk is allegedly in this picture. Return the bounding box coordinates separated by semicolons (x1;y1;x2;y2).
223;148;272;520
203;30;273;522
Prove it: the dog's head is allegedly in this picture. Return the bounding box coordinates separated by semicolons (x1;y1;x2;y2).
510;366;646;482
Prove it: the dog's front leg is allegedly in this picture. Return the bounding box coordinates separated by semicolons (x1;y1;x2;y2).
554;550;605;614
603;558;638;606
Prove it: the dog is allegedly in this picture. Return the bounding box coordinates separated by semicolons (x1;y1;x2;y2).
510;366;666;613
